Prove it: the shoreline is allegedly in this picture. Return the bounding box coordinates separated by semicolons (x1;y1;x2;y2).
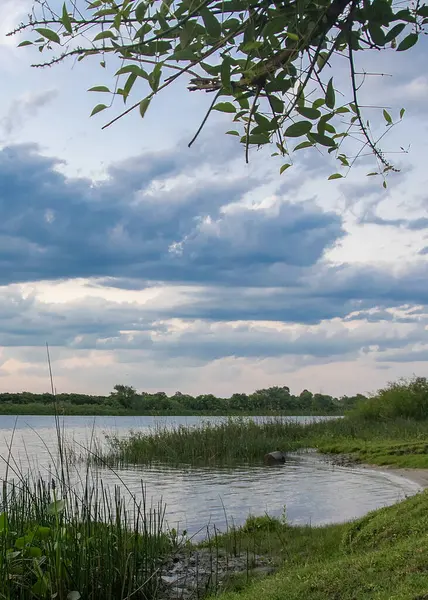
323;452;428;490
358;463;428;490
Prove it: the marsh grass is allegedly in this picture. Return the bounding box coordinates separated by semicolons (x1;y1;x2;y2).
0;407;171;600
97;415;428;468
99;418;317;466
0;476;169;600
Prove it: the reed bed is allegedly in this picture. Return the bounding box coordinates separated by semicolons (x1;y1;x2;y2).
97;416;428;467
0;472;170;600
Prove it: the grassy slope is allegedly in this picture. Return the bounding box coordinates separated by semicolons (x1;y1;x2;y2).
317;439;428;468
216;491;428;600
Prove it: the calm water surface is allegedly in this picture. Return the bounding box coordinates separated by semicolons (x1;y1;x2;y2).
0;415;421;538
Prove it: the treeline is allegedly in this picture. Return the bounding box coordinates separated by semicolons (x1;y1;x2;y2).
0;385;367;415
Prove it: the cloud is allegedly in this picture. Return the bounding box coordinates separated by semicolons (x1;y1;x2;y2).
0;90;58;138
0;142;345;288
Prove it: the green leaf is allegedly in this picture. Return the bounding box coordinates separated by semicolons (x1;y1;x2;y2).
61;3;73;34
93;30;117;41
35;28;61;44
116;65;148;79
383;109;392;124
28;546;42;558
328;173;344;180
294;141;314;151
254;113;272;130
280;163;291;174
88;86;110;93
316;52;329;70
286;31;299;41
297;106;321;120
367;172;379;176
226;130;240;136
284;121;312;137
149;62;162;92
200;8;222;37
34;526;51;539
123;73;137;99
48;499;66;514
237;95;249;110
268;95;284;113
18;40;33;47
309;132;337;147
170;49;197;61
139;97;151;118
213;102;236;113
16;535;33;549
384;23;406;43
400;108;405;119
397;33;418;51
135;1;147;22
32;577;49;597
246;134;270;145
312;98;325;109
325;78;335;109
90;104;108;116
417;5;428;17
368;24;386;46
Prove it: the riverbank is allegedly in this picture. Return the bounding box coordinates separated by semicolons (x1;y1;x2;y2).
327;452;428;489
213;488;428;600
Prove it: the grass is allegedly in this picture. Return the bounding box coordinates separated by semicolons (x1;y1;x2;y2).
98;418;317;466
210;490;428;600
98;415;428;468
0;474;170;600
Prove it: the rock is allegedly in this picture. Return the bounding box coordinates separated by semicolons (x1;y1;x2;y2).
264;451;286;464
160;548;277;599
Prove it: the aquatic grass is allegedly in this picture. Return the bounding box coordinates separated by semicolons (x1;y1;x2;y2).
97;415;428;467
99;418;322;466
0;470;170;600
0;375;172;600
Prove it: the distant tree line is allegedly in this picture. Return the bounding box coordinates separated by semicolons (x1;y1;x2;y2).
0;385;367;415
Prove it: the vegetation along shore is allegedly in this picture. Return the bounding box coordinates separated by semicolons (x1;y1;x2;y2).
2;376;428;599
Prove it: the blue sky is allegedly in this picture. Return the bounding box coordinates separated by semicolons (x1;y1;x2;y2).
0;0;428;397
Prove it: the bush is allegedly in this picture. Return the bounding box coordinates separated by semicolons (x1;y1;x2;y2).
351;377;428;421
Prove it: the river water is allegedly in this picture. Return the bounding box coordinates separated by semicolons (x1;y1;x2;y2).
0;415;421;537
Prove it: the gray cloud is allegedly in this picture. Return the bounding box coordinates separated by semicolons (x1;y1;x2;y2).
0;89;58;138
0;142;344;289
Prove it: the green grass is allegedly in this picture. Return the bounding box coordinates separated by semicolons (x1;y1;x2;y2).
99;418;318;465
99;415;428;468
0;475;170;600
212;490;428;600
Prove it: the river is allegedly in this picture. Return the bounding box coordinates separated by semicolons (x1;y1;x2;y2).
0;414;421;538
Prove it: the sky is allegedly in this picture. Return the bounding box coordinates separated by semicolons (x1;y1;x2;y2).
0;0;427;398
